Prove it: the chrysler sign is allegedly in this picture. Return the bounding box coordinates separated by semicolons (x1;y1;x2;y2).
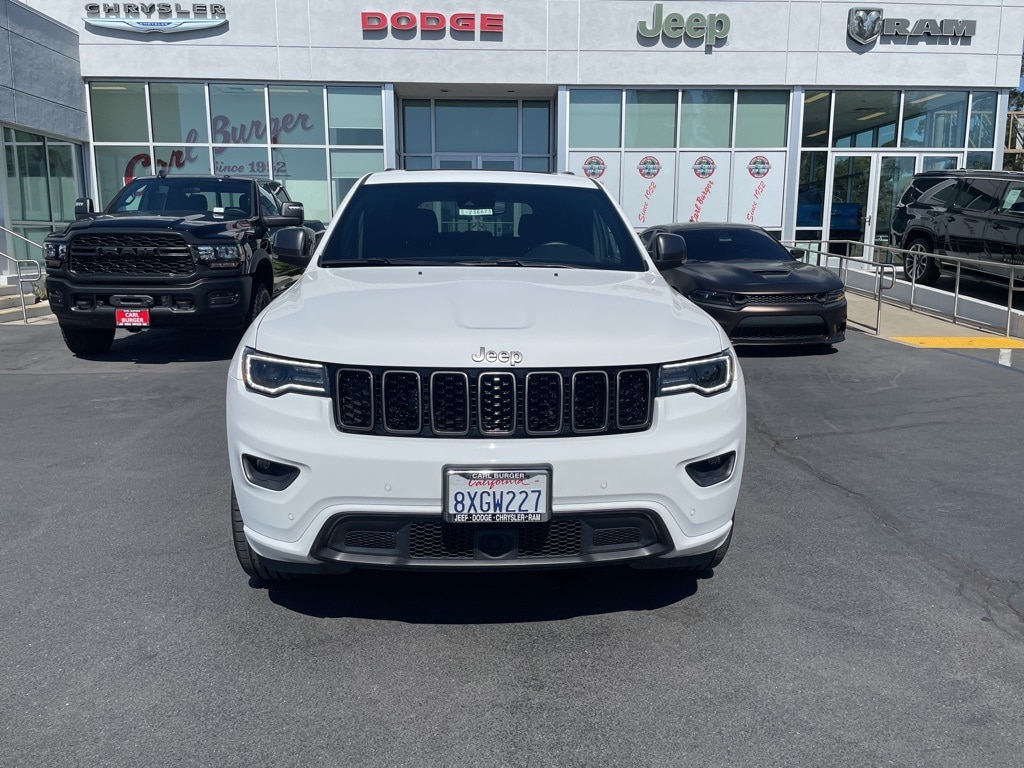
83;3;227;34
847;8;975;45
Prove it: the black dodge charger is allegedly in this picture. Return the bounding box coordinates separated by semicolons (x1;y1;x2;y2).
640;222;847;346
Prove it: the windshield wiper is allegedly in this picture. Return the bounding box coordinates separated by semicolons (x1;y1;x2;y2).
454;259;582;268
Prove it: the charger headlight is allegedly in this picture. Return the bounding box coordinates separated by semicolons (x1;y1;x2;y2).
658;351;734;396
689;289;736;306
196;244;243;268
242;348;328;397
816;288;846;305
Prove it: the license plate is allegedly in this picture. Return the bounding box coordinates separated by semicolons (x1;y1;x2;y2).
443;466;551;523
115;308;150;328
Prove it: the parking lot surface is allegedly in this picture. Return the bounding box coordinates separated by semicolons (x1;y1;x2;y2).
1;320;1022;767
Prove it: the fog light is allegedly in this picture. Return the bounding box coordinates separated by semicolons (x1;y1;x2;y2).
241;454;300;491
685;451;736;487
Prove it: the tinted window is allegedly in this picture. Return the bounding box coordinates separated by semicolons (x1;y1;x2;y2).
321;182;646;271
673;227;794;262
1000;182;1024;214
953;178;1003;212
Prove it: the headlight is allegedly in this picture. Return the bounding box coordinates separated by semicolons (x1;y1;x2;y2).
44;243;67;267
658;351;734;396
816;288;845;305
242;348;329;397
689;289;736;306
196;244;243;268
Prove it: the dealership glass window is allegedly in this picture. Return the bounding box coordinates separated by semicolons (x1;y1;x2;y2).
968;92;997;148
679;90;732;148
797;151;827;227
966;151;993;170
209;84;267;145
402;100;432;154
90;83;148;143
522;157;551;173
212;146;271;177
832;91;899;148
735;91;788;148
435;101;518;153
328;87;384;146
331;149;384;207
269;86;325;146
569;90;621;148
271;148;330;223
12;142;49;221
404;156;431;170
801;92;831;148
522;101;550;155
625;90;676;148
46;144;78;223
149;83;209;143
94;145;148;205
153;146;211;177
901;91;967;148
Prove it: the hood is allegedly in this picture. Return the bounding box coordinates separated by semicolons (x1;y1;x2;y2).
251;266;729;368
679;259;843;293
60;213;252;239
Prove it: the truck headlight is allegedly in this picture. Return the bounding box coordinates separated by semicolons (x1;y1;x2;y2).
196;244;243;268
658;351;734;396
44;243;67;267
242;348;329;397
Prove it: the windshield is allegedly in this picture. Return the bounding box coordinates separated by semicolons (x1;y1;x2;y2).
319;181;648;271
106;177;254;219
676;227;795;263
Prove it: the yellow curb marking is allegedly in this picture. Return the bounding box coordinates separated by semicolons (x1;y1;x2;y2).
891;336;1024;349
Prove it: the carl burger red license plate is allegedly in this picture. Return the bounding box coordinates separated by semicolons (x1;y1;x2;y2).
115;308;150;327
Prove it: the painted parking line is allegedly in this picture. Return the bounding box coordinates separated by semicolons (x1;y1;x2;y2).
890;336;1024;349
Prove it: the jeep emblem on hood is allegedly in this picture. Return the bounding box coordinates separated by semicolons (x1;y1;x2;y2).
472;347;524;366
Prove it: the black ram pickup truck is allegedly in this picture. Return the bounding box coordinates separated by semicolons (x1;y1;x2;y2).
44;174;318;356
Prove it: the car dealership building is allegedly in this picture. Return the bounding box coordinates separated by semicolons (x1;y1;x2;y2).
3;0;1024;271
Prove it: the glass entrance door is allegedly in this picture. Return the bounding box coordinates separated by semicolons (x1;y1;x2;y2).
831;154;916;260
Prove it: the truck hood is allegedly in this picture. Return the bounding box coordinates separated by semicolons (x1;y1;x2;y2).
60;213;253;239
250;266;730;368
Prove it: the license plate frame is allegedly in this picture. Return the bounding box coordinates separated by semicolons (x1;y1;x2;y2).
115;308;150;328
443;465;552;524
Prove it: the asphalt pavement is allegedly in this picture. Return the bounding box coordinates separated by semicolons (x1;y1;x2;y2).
1;314;1022;767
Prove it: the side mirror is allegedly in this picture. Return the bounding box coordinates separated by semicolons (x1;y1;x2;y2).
790;247;807;260
74;198;95;219
651;233;687;270
272;227;312;267
264;201;304;228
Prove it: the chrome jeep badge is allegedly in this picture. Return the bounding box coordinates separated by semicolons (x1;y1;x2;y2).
848;8;883;45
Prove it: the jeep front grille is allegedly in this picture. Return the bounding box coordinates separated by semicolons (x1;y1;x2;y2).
68;233;195;276
333;365;654;438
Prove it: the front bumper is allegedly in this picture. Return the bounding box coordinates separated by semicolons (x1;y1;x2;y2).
226;366;746;572
700;300;847;345
45;274;253;330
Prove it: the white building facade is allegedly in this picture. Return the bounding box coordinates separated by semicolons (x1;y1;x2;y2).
4;0;1024;259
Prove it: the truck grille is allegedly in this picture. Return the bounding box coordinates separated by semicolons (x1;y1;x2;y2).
333;365;654;438
68;233;195;276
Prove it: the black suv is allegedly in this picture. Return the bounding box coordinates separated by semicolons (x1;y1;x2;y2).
44;174;319;356
890;169;1024;286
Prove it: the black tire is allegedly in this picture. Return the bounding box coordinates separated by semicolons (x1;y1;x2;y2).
231;485;293;583
60;325;115;356
902;238;941;286
243;282;271;328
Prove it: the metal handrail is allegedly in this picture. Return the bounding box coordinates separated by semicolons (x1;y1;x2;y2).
785;238;1023;338
781;240;896;336
0;227;45;324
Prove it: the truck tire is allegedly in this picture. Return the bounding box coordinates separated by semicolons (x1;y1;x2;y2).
902;238;941;286
231;485;293;583
244;283;271;328
60;325;115;356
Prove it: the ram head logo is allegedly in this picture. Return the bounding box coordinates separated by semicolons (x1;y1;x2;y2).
848;8;883;45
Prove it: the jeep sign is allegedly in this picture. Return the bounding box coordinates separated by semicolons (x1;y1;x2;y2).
637;4;730;46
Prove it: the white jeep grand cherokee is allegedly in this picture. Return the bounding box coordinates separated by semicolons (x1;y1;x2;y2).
226;170;746;582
